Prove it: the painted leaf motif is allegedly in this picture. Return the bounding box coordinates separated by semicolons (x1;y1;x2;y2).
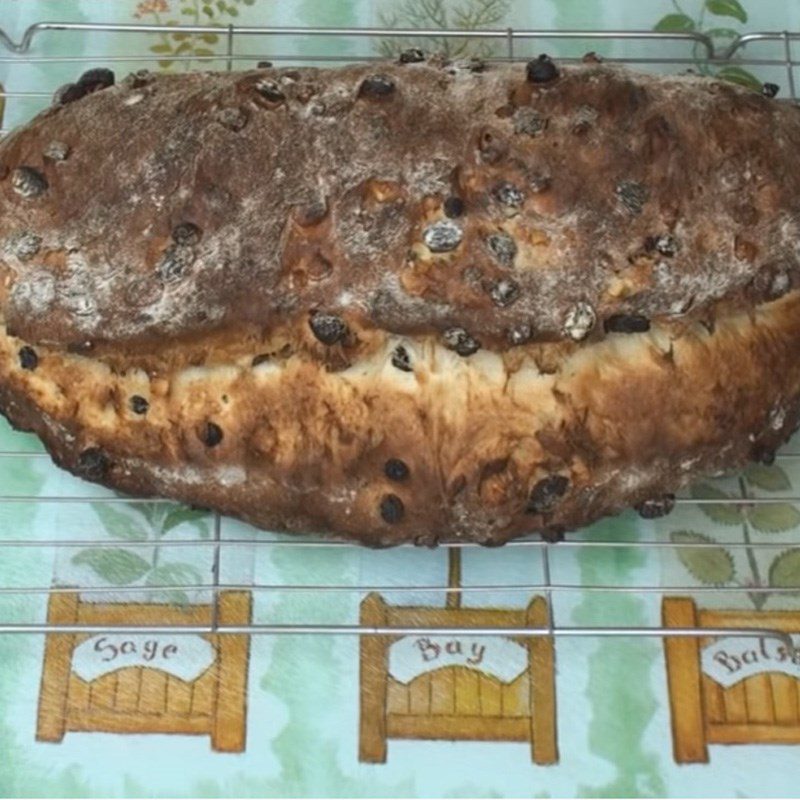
146;563;203;605
150;43;173;53
654;14;695;32
748;504;800;533
715;65;761;90
146;562;202;588
159;589;190;605
196;520;211;539
193;47;216;57
90;503;144;542
130;502;175;531
161;506;210;535
744;463;791;492
72;549;151;585
690;483;742;525
706;0;747;23
769;549;800;588
128;501;167;531
671;530;735;585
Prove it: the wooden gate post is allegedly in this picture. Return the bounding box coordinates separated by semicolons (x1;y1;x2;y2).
36;591;80;742
211;590;252;753
360;592;389;763
662;597;708;763
527;597;558;765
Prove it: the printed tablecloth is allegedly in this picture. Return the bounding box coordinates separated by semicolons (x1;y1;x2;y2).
2;1;800;796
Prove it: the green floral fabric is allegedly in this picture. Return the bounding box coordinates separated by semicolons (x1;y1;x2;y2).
0;1;800;796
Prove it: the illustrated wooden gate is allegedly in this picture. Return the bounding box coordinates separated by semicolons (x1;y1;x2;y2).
359;551;557;764
663;597;800;763
36;590;252;752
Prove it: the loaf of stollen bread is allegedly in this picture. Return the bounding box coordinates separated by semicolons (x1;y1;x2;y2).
0;55;798;546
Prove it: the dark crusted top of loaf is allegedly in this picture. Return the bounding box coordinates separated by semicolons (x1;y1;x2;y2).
0;60;799;355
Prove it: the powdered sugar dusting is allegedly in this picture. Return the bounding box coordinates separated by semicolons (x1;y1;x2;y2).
9;270;56;316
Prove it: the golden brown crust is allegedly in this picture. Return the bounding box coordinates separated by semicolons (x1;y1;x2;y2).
0;59;799;545
0;294;798;545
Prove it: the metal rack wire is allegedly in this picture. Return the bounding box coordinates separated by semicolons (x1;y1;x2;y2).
0;19;799;653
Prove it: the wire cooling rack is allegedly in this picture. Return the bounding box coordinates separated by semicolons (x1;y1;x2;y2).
0;20;799;652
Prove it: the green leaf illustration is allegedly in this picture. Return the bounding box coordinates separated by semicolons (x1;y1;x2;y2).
690;483;743;525
671;530;735;585
150;43;173;53
769;549;800;588
654;13;695;32
90;503;145;542
161;589;191;605
716;65;761;90
193;47;216;57
171;31;190;41
147;563;202;605
706;0;747;23
162;506;210;535
744;463;791;492
146;562;202;587
201;33;219;43
128;501;169;532
72;548;151;585
748;504;800;533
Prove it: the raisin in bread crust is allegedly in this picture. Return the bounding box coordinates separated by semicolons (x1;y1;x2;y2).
0;60;798;545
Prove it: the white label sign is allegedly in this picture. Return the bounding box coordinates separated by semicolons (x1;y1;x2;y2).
701;635;800;688
72;634;215;683
389;636;528;685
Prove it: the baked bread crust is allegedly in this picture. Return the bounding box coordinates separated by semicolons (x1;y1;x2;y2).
0;59;798;545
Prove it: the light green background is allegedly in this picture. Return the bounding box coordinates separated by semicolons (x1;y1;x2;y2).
2;1;800;797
